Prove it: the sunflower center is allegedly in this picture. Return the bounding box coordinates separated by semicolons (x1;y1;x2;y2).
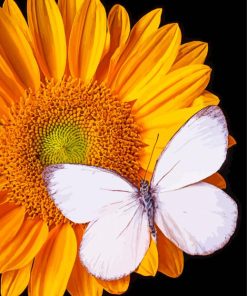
0;78;142;226
40;124;87;165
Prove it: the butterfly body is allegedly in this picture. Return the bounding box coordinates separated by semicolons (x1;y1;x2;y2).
139;179;157;241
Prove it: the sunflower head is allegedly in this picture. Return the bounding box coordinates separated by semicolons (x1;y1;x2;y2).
0;0;223;295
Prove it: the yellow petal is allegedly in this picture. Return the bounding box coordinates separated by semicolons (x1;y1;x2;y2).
140;91;219;172
0;9;40;91
75;0;84;9
97;276;129;295
3;0;33;46
106;8;162;85
112;24;181;100
68;0;107;82
0;218;48;272
171;41;208;71
191;90;220;107
228;135;236;148
67;225;103;296
1;261;32;296
157;227;184;278
30;223;77;296
135;64;212;119
95;4;130;82
136;238;158;276
27;0;66;80
0;203;25;248
203;173;226;189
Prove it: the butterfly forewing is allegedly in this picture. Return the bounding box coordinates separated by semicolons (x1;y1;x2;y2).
151;106;228;191
151;106;237;255
43;164;137;223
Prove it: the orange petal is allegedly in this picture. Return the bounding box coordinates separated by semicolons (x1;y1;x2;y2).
134;64;212;119
0;53;25;103
106;8;162;85
0;9;40;92
228;135;236;148
58;0;83;44
112;24;181;101
136;238;158;276
95;4;130;82
140;91;219;172
0;191;8;204
203;173;226;189
157;227;184;278
0;93;14;122
97;276;130;295
67;225;103;296
27;0;66;80
30;223;77;296
171;41;208;71
102;27;111;59
1;261;32;296
0;203;25;248
68;0;107;82
0;217;48;272
58;0;83;76
3;0;33;47
108;5;130;52
139;168;153;183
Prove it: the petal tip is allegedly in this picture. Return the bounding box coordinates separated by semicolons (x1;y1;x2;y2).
201;41;208;49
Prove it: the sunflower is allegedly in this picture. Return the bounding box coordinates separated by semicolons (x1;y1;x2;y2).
0;0;236;295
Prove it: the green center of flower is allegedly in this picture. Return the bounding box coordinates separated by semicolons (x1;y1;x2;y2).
40;124;87;165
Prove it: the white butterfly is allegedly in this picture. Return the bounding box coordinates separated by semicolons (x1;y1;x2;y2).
43;106;238;280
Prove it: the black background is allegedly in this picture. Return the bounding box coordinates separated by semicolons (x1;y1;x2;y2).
0;0;246;295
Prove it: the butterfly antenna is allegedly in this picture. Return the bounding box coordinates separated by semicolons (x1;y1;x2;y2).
144;134;159;180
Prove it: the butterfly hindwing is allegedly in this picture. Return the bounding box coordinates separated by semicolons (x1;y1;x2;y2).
43;164;137;223
154;182;238;255
80;197;150;280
